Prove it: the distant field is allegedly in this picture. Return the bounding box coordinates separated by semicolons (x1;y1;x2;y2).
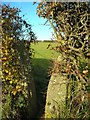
31;41;59;59
31;41;59;117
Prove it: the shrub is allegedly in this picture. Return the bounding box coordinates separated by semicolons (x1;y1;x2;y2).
37;2;90;118
2;4;37;120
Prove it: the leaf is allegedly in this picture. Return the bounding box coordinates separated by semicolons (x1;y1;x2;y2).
12;90;17;96
10;81;12;84
83;70;88;74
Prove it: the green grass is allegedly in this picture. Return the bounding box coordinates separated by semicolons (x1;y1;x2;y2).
31;41;59;59
31;42;59;117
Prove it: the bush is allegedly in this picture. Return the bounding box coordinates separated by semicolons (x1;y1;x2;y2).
2;4;37;120
37;2;90;118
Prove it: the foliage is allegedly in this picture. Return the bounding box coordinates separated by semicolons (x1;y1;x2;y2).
2;4;37;120
37;1;90;118
2;4;37;41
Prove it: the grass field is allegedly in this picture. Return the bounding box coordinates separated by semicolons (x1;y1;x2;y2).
31;41;59;59
31;41;59;117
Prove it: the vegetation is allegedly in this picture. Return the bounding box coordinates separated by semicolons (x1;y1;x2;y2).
31;41;59;117
2;4;37;120
1;1;90;120
37;1;90;118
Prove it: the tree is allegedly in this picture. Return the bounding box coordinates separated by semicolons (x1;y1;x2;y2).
37;1;90;118
2;4;37;41
2;4;37;120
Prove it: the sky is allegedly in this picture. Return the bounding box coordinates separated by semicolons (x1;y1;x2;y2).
2;2;54;41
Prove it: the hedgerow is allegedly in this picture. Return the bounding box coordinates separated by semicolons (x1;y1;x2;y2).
2;4;37;120
37;1;90;118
